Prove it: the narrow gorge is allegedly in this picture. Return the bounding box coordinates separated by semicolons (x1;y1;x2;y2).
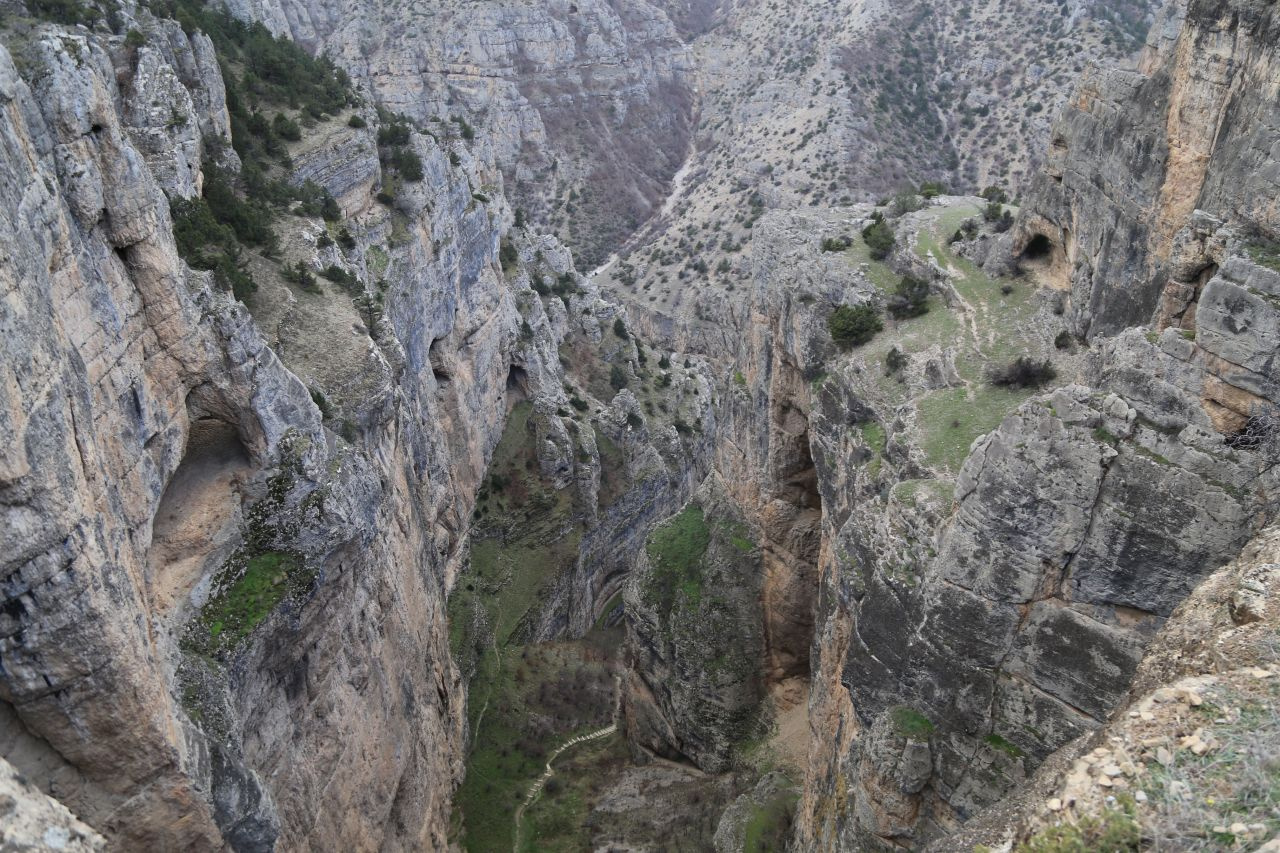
1;0;1278;851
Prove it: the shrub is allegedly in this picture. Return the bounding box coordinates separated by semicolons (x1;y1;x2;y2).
609;365;628;391
988;356;1057;389
821;235;853;253
213;255;257;302
1054;330;1072;350
125;29;147;49
887;275;930;319
612;317;628;339
1018;798;1139;853
347;114;367;129
919;181;945;199
862;220;896;261
28;0;100;25
980;185;1009;204
272;113;301;142
828;304;883;349
285;260;318;292
337;228;356;251
983;201;1005;223
890;191;925;216
164;3;352;121
309;388;332;418
885;346;907;375
377;121;411;146
320;264;361;294
499;239;518;272
388;147;423;182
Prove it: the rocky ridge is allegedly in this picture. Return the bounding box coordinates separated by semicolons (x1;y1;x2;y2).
595;0;1162;342
0;2;710;848
4;0;1280;850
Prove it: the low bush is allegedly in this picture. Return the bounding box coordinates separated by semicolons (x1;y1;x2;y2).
888;275;930;319
988;356;1057;389
885;346;907;375
609;364;628;391
862;215;896;260
828;304;883;349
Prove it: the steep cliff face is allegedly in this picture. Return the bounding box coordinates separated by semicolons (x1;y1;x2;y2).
597;0;1161;347
0;4;665;847
942;521;1280;851
623;191;1280;850
229;0;695;271
1016;0;1280;339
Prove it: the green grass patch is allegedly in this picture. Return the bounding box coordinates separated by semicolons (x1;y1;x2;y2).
715;517;756;554
198;550;306;648
645;504;711;614
859;420;887;478
1018;796;1140;853
744;787;800;853
984;733;1025;759
890;706;935;741
448;400;625;852
1246;240;1280;273
452;637;620;853
916;385;1033;473
844;237;899;293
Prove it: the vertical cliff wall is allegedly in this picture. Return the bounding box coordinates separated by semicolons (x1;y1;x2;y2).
1016;0;1280;339
228;0;695;271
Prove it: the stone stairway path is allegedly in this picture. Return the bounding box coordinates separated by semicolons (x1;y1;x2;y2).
512;676;621;852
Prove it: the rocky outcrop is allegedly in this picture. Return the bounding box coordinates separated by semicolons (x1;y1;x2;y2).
0;756;104;852
230;0;694;271
941;521;1280;851
1016;0;1280;339
0;7;643;848
599;0;1161;348
626;476;767;771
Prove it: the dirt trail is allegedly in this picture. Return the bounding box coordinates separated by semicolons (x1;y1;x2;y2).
512;675;622;852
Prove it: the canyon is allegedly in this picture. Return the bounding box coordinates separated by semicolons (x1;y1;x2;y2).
1;0;1278;850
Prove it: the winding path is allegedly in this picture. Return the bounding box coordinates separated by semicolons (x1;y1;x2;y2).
511;676;622;852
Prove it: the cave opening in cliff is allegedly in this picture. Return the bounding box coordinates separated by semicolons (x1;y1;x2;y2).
765;402;821;686
1019;231;1071;291
505;364;529;406
149;417;252;616
428;338;452;385
1023;233;1053;260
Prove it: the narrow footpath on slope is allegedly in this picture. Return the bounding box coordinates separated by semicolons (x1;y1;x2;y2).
512;675;623;853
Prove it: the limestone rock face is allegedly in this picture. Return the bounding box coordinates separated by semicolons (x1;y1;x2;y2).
231;0;695;270
599;0;1161;349
0;5;718;847
626;476;767;772
0;757;105;853
1016;0;1280;338
940;521;1280;851
0;16;568;850
648;191;1280;850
